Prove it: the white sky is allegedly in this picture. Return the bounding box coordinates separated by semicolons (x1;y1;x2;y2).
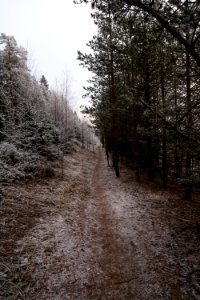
0;0;96;112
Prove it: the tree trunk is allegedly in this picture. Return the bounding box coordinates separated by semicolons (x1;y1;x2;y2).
144;62;155;182
174;79;182;178
108;1;120;178
184;18;192;200
160;66;168;189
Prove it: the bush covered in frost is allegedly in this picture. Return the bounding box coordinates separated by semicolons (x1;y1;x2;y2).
0;161;25;182
0;146;55;182
0;142;22;165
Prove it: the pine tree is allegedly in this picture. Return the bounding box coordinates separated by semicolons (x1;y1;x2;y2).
77;0;200;199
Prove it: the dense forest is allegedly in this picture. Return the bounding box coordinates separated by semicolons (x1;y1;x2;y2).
0;33;94;183
77;0;200;200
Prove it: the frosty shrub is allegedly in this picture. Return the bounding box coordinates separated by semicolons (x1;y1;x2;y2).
0;142;22;165
42;165;55;177
23;162;55;178
19;153;42;173
65;139;81;153
18;153;55;178
0;161;24;182
37;144;62;161
0;146;55;182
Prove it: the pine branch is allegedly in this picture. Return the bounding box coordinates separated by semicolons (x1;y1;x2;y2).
138;99;199;144
124;0;200;67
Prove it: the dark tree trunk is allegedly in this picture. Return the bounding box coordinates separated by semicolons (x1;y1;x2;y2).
147;139;155;182
174;79;182;178
108;1;120;178
184;181;192;201
160;66;168;189
184;19;193;200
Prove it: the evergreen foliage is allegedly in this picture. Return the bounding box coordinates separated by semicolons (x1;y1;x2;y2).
78;0;200;199
0;34;94;182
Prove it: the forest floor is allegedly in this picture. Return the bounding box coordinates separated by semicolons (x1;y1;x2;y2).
0;147;200;300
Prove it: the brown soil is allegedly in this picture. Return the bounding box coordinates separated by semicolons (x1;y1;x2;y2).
0;147;200;299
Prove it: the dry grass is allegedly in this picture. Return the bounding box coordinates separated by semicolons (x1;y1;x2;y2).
0;148;96;299
1;147;200;299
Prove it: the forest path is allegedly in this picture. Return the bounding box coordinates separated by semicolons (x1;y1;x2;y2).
1;147;200;299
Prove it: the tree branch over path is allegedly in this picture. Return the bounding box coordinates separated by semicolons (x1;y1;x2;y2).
76;0;200;67
124;0;200;67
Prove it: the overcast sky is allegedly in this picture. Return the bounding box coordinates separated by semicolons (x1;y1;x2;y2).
0;0;96;112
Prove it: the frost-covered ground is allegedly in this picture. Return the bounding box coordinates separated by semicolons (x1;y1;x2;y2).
0;147;200;299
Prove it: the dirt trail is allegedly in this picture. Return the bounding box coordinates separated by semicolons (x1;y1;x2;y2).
89;148;139;299
1;147;200;299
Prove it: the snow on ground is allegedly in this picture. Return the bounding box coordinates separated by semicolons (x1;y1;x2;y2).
0;147;200;299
